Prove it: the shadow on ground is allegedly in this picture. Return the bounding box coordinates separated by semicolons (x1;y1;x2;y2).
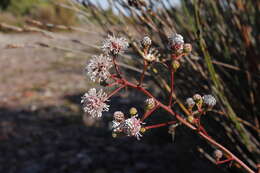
0;92;232;173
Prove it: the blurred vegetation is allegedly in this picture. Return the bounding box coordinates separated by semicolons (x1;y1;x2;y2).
0;0;77;26
75;0;259;172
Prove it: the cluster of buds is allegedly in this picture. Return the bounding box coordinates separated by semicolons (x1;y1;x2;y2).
111;110;144;140
168;33;192;56
185;94;216;123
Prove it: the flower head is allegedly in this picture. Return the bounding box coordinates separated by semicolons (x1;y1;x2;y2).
86;54;112;82
213;150;223;161
203;95;216;109
113;111;125;122
81;88;109;118
193;94;202;103
168;33;184;53
141;36;152;48
112;115;143;140
145;98;156;110
101;35;129;55
122;116;143;140
186;97;195;108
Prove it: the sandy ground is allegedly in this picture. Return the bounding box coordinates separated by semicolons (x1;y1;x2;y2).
0;32;101;109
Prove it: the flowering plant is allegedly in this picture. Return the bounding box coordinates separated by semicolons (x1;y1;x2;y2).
81;34;255;173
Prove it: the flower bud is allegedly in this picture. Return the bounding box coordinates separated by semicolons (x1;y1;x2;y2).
186;98;195;109
193;94;202;103
141;36;152;48
145;98;156;110
113;111;125;122
140;127;146;133
172;60;180;71
129;107;138;116
112;133;117;138
183;43;192;53
213;150;223;161
187;116;194;123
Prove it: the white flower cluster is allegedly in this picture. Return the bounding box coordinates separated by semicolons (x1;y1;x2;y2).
101;35;129;55
141;36;152;48
168;33;184;53
81;88;109;118
82;35;129;118
112;113;143;140
202;95;216;108
86;54;112;82
185;94;216;111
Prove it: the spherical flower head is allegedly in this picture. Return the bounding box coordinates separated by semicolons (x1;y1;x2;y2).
203;95;216;109
193;94;202;103
113;111;125;122
121;116;143;140
186;97;195;108
213;150;223;161
145;98;156;110
86;54;112;82
81;88;109;118
168;33;184;53
101;35;129;55
141;36;152;48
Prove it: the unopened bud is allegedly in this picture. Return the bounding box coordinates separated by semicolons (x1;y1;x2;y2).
187;116;194;123
213;150;223;161
183;43;192;53
172;60;180;71
152;68;158;74
113;111;125;122
186;98;195;109
145;98;156;110
141;36;152;48
112;133;117;138
193;94;202;103
140;127;146;133
129;107;138;116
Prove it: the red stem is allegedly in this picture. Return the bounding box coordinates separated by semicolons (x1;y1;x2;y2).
112;56;121;77
138;60;148;86
145;121;177;129
120;78;255;173
168;68;175;106
216;158;234;165
141;104;159;121
106;85;125;99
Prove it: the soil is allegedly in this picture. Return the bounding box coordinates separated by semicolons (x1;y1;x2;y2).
0;31;230;173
